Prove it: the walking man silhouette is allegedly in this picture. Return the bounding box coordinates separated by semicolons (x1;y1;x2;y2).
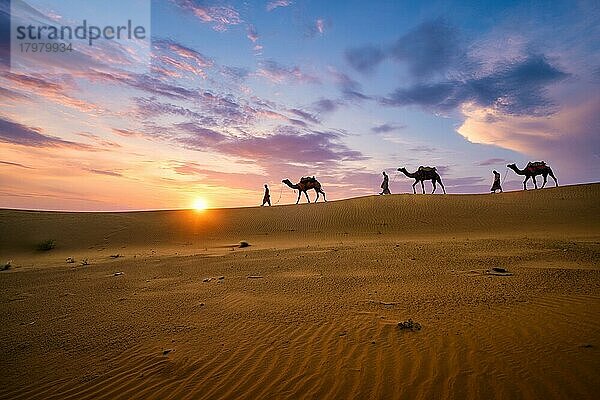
380;171;391;195
491;170;503;193
261;184;271;206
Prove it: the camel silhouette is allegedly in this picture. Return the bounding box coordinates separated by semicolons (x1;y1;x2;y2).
507;162;558;190
397;166;446;194
282;177;327;204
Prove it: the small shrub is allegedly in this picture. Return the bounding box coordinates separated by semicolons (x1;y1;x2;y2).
239;241;250;248
37;239;56;251
398;319;422;331
2;260;11;271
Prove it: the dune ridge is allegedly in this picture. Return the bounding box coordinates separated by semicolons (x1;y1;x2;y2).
1;184;598;255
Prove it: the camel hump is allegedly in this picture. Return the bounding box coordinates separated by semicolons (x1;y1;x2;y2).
300;176;317;183
527;161;546;169
418;166;436;172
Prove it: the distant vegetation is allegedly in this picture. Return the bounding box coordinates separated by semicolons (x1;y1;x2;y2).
37;239;56;251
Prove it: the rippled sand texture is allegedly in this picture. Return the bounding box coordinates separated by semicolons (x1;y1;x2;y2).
1;184;599;399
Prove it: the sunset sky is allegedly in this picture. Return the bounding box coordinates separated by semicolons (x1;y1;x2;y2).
1;0;598;210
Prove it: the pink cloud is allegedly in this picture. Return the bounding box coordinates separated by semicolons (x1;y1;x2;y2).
171;1;242;31
0;72;103;113
457;87;600;183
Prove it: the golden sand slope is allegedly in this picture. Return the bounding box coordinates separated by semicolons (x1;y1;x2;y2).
1;183;598;255
0;184;599;399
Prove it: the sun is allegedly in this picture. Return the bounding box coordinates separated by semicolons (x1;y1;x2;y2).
192;197;208;211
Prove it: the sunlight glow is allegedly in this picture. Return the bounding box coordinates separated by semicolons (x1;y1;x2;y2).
192;197;208;211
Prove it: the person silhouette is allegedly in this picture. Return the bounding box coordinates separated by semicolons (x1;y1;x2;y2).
261;184;271;206
380;171;391;195
491;170;503;193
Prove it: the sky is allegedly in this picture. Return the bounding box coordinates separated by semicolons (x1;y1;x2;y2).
0;0;598;210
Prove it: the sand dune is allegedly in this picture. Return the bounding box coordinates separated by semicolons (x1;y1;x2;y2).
1;184;599;399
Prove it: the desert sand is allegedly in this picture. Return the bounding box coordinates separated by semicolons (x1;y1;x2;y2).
1;184;599;399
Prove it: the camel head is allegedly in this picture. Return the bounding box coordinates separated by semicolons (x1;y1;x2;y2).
282;179;292;185
507;163;517;168
397;167;407;173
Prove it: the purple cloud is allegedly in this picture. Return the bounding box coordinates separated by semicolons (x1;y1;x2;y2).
256;60;320;84
371;123;406;133
289;108;320;124
382;54;568;116
0;117;92;150
312;98;339;114
477;158;509;166
390;18;467;79
345;45;385;74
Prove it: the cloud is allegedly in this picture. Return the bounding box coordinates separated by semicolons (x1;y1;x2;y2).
345;18;469;79
267;1;292;11
134;97;214;123
1;72;103;113
85;168;123;177
389;18;467;79
289;108;320;124
382;54;568;116
175;124;365;166
217;127;365;164
441;176;485;187
327;67;371;101
247;25;259;43
171;1;242;31
312;98;339;114
371;123;406;133
477;158;509;166
175;122;228;148
172;162;265;191
255;60;320;84
0;160;34;169
315;19;326;34
457;89;600;182
0;117;92;150
408;145;437;153
345;45;385;74
153;38;213;78
77;132;122;149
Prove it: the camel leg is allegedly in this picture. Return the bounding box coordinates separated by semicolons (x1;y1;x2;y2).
296;191;301;204
431;179;437;194
523;176;529;190
315;189;320;203
532;175;538;189
304;191;310;203
541;173;548;188
320;189;327;202
412;181;417;194
549;169;558;186
438;178;446;194
420;180;425;194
